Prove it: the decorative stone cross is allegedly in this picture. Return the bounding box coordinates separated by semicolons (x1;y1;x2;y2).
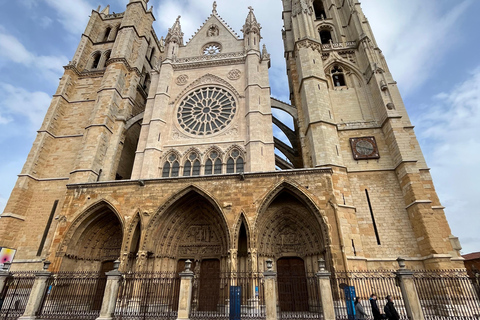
248;6;254;12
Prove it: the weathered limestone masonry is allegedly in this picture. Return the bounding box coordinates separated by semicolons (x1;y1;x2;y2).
0;0;463;276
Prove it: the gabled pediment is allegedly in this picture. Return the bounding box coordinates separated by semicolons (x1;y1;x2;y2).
179;9;243;58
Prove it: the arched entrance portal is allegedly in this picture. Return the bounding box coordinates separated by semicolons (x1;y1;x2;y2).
257;188;328;315
61;205;123;272
146;190;229;311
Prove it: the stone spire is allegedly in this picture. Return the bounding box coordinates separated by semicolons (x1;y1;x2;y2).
166;16;184;45
242;6;261;37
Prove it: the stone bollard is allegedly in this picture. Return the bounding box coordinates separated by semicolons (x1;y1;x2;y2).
263;259;277;320
96;260;123;320
0;262;12;295
316;259;336;320
19;261;52;320
395;258;425;320
176;260;194;320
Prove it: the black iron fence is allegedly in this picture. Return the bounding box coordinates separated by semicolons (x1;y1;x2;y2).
38;272;106;320
190;272;265;320
278;273;322;320
331;271;408;320
413;270;480;320
114;272;180;320
0;272;36;320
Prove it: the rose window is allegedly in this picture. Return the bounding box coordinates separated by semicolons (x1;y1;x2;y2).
177;87;236;135
203;44;221;55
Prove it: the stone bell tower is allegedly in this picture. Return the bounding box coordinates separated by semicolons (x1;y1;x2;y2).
0;0;161;265
280;0;463;268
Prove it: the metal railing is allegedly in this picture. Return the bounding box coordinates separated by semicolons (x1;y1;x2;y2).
331;271;408;320
114;272;180;320
0;272;36;320
190;272;265;320
413;269;480;320
38;272;106;320
278;273;322;320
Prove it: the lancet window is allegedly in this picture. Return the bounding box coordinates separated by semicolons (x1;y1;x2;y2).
91;52;101;69
226;149;244;174
205;150;223;175
320;30;332;44
183;152;201;177
162;153;180;177
331;66;346;87
313;0;326;20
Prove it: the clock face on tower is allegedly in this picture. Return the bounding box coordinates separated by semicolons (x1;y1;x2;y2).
349;136;380;160
177;86;237;136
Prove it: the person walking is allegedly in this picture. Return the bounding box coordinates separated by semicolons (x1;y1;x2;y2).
384;295;400;320
354;297;368;320
369;294;383;320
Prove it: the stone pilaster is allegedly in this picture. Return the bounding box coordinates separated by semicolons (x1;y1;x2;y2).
263;260;277;320
19;270;51;320
316;259;335;320
96;260;122;320
176;260;194;320
395;258;425;320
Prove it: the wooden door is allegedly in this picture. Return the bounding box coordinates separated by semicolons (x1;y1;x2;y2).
198;259;220;311
277;257;309;312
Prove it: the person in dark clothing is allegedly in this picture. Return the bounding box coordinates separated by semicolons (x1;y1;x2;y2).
369;294;383;320
384;295;400;320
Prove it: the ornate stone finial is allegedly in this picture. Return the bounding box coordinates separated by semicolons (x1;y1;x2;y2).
43;260;51;271
212;1;217;14
265;259;273;271
262;44;270;60
113;260;121;271
396;257;406;269
318;258;326;271
166;16;184;45
185;259;192;272
242;6;261;36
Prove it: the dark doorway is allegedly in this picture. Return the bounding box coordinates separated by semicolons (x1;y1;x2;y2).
92;261;113;310
198;259;221;311
277;257;309;312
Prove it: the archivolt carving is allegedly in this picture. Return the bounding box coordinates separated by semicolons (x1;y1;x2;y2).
141;185;229;253
56;200;124;257
255;181;331;248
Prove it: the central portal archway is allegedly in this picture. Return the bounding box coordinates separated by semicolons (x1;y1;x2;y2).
146;189;230;273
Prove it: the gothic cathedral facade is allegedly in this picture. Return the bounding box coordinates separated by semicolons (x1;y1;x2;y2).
0;0;463;275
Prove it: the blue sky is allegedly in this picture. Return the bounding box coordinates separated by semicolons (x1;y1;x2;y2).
0;0;479;254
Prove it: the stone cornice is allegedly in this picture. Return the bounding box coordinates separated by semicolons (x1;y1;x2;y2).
171;52;246;70
66;167;333;190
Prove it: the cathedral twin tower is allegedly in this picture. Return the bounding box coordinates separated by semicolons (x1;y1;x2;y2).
0;0;463;274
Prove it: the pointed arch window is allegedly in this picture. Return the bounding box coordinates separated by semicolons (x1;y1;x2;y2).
183;152;200;176
313;0;326;20
320;30;332;44
162;153;180;177
227;149;244;174
103;27;112;42
91;52;101;69
332;66;346;87
205;151;222;175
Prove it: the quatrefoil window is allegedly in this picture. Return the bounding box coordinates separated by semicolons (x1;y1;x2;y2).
203;44;221;55
177;87;236;135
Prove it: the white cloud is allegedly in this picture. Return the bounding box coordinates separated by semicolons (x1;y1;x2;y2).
43;0;92;35
415;66;480;254
361;0;472;96
0;83;52;130
0;27;67;82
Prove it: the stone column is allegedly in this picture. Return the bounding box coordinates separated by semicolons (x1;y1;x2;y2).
263;259;277;320
395;258;425;320
176;260;194;320
19;261;52;320
316;259;335;320
96;260;122;320
0;262;12;295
